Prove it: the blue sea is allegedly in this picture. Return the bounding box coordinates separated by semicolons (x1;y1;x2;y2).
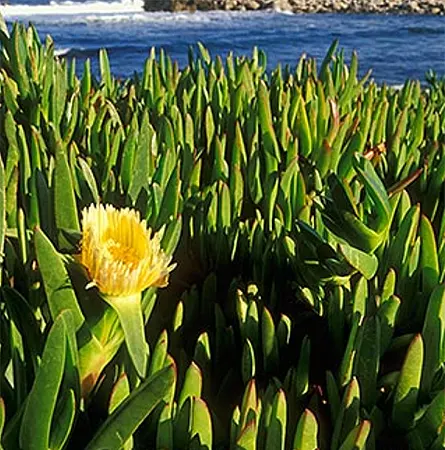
1;0;444;85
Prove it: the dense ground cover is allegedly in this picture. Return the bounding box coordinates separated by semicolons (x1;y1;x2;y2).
0;17;444;450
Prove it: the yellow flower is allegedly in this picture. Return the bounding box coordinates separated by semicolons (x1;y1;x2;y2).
80;204;175;297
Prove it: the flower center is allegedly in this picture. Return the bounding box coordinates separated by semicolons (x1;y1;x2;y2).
104;239;141;269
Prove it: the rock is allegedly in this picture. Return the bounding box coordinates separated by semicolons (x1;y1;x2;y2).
144;0;172;11
175;1;198;12
244;0;261;10
143;0;445;15
276;0;293;11
143;0;199;11
408;0;419;10
195;0;217;11
255;0;294;11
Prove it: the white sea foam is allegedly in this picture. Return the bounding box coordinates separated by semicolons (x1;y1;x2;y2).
54;46;72;56
0;2;272;25
0;0;145;19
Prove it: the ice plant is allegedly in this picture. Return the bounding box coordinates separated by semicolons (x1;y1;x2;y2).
79;203;175;377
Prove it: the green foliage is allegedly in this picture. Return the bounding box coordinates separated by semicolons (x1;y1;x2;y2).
1;19;444;450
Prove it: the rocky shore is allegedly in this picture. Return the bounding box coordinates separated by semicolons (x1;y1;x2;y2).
143;0;445;15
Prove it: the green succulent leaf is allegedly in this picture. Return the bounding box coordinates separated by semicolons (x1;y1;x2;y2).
392;334;424;430
338;243;378;280
19;313;69;450
265;389;287;450
34;228;84;331
103;293;149;378
179;362;202;409
338;420;371;450
190;398;213;450
408;389;445;449
48;389;76;450
293;408;319;450
421;285;445;393
86;363;175;450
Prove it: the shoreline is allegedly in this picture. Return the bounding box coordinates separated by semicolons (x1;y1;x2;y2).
143;0;445;15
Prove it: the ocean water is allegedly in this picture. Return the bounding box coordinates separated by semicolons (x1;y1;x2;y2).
1;0;444;85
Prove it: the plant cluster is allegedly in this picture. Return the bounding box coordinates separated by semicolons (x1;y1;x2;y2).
0;17;444;450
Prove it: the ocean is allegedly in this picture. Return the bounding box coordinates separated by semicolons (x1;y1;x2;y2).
1;0;444;85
